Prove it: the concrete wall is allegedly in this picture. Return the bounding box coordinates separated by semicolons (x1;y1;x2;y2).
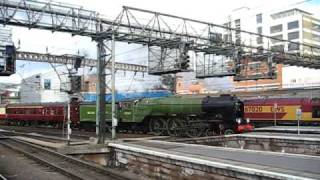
108;142;297;180
20;74;42;103
111;146;257;180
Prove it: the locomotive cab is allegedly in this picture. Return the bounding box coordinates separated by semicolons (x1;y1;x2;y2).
202;95;253;134
312;98;320;119
312;107;320;118
234;99;254;133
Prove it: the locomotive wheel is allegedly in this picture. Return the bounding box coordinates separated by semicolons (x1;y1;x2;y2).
182;118;203;138
186;122;205;138
149;118;166;136
204;128;215;137
167;118;181;137
186;127;203;138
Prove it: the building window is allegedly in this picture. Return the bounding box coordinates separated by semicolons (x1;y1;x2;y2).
249;62;261;70
256;37;263;44
271;34;283;43
83;81;89;92
288;43;300;51
312;23;320;32
312;47;320;54
223;22;232;42
270;24;283;33
312;33;320;41
288;20;299;30
235;19;241;45
235;19;241;26
256;14;262;23
288;31;299;41
271;45;284;52
256;27;263;44
257;27;262;34
44;79;51;90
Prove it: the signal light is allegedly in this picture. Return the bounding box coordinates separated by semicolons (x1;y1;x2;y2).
74;56;82;71
70;75;82;93
180;50;190;70
180;59;190;69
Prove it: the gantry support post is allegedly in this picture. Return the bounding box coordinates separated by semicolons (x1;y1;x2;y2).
111;33;117;140
96;39;106;144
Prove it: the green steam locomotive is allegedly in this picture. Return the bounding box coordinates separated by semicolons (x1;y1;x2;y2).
79;95;253;137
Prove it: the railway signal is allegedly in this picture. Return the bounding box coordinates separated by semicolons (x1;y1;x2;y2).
179;43;190;70
70;76;82;93
73;56;83;71
0;45;16;76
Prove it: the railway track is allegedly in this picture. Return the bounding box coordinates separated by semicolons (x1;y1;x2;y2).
0;124;91;139
0;124;152;140
0;136;132;180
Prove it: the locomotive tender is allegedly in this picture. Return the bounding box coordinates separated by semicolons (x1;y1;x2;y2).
0;95;253;137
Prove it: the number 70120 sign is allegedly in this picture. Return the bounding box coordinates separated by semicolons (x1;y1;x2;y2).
244;106;284;113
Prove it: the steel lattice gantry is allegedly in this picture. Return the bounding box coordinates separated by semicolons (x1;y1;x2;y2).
15;51;148;72
1;0;320;71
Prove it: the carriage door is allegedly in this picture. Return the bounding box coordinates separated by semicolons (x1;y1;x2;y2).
120;102;133;122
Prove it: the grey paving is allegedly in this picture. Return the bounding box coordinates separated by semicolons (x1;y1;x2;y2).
132;140;320;178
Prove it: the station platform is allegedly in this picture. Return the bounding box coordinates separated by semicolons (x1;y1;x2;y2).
247;131;320;139
254;126;320;134
109;140;320;179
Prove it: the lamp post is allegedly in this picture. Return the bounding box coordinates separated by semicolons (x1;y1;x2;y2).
274;103;277;126
296;107;302;135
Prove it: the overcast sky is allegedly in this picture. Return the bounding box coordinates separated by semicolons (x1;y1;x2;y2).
0;0;319;87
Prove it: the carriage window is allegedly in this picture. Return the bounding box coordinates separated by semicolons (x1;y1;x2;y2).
50;109;55;115
313;107;320;118
25;109;31;114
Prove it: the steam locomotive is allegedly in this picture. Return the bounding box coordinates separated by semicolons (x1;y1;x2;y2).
0;95;253;137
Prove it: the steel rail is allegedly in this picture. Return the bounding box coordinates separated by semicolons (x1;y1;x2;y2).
0;136;130;180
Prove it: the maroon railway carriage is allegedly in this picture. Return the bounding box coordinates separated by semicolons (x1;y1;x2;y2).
3;102;79;127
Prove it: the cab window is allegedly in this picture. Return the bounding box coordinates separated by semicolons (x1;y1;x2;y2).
312;106;320;118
